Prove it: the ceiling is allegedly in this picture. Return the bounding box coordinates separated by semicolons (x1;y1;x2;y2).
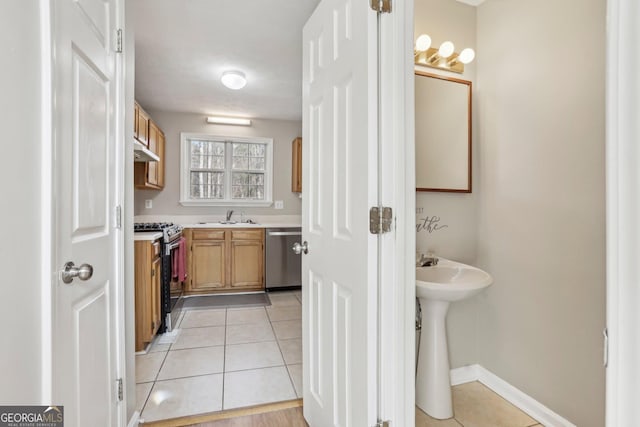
132;0;321;121
133;0;482;121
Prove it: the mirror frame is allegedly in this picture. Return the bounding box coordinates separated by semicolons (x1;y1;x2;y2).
415;70;472;193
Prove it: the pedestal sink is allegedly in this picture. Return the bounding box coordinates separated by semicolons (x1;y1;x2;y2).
415;258;493;419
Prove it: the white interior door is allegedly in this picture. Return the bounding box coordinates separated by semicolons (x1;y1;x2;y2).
301;0;379;425
52;0;121;425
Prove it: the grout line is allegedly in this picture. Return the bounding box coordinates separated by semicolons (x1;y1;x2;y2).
221;307;228;411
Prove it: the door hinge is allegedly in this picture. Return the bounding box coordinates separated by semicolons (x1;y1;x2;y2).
370;0;391;13
603;327;608;368
115;28;123;53
373;421;391;427
116;378;123;401
114;205;122;229
370;206;393;234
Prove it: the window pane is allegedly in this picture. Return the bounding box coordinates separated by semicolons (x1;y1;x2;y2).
249;157;265;171
191;140;225;169
190;172;224;199
249;144;265;157
232;156;248;170
232;172;249;185
233;143;248;156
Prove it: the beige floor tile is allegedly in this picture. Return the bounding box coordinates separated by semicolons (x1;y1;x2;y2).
287;364;303;398
171;326;225;350
226;322;276;345
136;352;167;383
452;382;538;427
278;338;302;365
267;305;302;322
180;309;226;328
157;346;224;380
227;307;269;325
225;341;284;372
136;382;153;413
272;319;302;340
141;374;223;422
223;366;296;410
148;341;171;353
415;406;461;427
268;293;301;307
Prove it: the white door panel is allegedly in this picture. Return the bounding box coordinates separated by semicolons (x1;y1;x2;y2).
302;0;378;425
53;0;120;425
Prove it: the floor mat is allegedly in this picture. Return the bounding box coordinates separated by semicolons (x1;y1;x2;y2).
182;293;272;310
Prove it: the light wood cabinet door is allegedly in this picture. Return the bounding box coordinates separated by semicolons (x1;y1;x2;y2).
135;239;162;351
136;104;149;147
150;256;162;336
230;240;264;289
291;137;302;193
146;121;159;186
191;241;227;291
157;131;165;188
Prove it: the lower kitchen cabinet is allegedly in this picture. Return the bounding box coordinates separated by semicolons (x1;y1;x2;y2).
135;239;162;352
185;228;264;294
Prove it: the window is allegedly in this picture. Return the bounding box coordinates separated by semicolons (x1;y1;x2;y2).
180;133;273;206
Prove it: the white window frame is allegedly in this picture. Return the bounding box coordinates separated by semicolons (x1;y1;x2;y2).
179;132;274;207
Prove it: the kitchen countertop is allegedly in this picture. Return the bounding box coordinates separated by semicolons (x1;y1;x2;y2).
134;215;301;230
134;231;163;241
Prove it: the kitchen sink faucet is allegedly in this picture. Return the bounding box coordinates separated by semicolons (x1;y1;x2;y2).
226;210;234;222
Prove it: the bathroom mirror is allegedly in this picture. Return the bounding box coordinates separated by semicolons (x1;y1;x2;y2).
415;70;472;192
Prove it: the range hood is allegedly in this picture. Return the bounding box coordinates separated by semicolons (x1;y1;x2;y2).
133;139;159;162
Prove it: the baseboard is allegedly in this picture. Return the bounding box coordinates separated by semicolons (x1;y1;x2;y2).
449;364;576;427
127;410;140;427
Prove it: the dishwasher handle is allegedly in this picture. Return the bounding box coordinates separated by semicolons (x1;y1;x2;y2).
267;231;302;237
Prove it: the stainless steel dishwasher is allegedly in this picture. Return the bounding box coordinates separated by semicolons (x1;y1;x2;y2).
265;227;302;291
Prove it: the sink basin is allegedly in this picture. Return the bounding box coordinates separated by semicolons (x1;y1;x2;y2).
416;258;493;302
415;258;493;420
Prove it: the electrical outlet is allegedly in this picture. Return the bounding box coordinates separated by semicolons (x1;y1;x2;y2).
145;199;152;209
274;200;284;209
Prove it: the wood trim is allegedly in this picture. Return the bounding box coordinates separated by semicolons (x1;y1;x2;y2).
291;137;302;193
414;70;472;193
142;399;303;427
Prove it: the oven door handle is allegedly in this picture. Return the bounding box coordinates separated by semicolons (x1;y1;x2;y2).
165;239;182;256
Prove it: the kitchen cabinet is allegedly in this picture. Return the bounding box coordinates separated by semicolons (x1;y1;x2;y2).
291;137;302;193
134;102;165;190
135;239;162;352
185;228;264;294
134;102;149;147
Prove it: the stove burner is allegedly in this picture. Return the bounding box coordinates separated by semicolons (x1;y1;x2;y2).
134;222;183;242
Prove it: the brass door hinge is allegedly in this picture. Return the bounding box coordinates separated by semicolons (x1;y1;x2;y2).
370;0;391;13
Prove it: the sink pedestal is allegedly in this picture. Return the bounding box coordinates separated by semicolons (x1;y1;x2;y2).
416;298;453;419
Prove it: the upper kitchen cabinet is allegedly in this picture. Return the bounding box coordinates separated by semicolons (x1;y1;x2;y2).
134;101;165;190
291;137;302;193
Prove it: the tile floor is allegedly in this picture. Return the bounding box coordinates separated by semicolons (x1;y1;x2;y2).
416;381;542;427
136;291;302;423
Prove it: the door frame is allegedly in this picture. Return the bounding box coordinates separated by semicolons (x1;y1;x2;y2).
605;0;640;424
377;1;415;426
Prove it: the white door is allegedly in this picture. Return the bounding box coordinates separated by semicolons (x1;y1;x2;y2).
301;0;379;425
52;0;122;425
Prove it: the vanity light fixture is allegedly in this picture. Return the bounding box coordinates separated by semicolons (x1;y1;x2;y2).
220;70;247;90
206;116;252;126
414;33;475;74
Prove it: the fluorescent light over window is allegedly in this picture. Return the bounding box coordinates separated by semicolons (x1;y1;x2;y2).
206;116;252;126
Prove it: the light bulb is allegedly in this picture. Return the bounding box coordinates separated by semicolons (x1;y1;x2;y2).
415;34;431;52
438;41;455;59
221;71;247;90
458;48;475;64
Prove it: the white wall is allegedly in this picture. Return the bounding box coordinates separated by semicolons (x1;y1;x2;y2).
134;111;302;217
0;0;46;403
414;0;479;368
475;1;606;426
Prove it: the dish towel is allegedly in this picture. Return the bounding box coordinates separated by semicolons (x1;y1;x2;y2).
172;237;187;282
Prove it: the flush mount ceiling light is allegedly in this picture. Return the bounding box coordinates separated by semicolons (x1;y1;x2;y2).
414;33;475;74
220;70;247;90
206;116;252;126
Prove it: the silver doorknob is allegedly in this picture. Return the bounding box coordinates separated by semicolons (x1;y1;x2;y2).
61;261;94;284
292;241;309;255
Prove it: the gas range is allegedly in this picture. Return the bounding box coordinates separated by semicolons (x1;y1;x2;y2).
134;222;183;243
